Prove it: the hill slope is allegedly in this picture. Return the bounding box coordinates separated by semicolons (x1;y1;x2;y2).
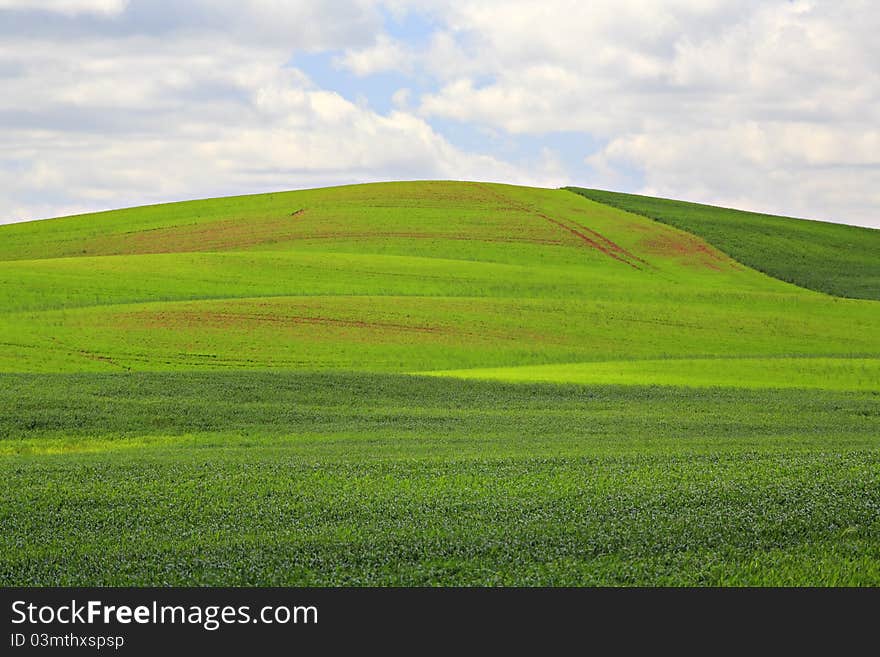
0;181;877;387
567;187;880;300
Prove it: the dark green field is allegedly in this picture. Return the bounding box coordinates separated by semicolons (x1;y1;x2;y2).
0;181;877;586
2;372;878;586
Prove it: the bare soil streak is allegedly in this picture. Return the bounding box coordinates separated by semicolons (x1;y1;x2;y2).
132;310;447;335
641;233;732;271
292;232;565;246
84;212;310;255
534;212;647;270
475;183;648;270
49;337;126;370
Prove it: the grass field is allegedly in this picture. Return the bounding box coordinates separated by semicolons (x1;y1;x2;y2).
0;181;878;585
2;372;879;586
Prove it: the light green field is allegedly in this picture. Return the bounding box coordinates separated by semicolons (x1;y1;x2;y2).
1;181;878;586
426;357;880;391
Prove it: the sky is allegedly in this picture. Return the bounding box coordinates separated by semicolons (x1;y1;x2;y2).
1;0;878;228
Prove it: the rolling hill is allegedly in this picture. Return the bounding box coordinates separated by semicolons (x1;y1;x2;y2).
1;181;878;586
0;181;877;385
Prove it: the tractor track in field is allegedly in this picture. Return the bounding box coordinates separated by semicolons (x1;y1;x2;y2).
532;211;650;270
115;303;562;346
48;337;128;370
475;183;650;270
128;310;449;335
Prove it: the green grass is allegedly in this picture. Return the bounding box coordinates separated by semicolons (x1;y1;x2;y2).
566;187;880;300
1;372;878;586
2;292;877;373
426;357;880;391
0;181;878;586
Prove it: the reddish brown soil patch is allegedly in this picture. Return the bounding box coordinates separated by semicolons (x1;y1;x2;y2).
123;309;450;337
640;232;733;271
83;210;311;256
291;231;566;247
81;207;579;256
114;298;560;348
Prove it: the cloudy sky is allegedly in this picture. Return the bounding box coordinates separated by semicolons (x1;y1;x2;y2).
1;0;878;227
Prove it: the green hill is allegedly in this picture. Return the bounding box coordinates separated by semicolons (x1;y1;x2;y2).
1;181;878;586
566;187;880;300
0;181;876;386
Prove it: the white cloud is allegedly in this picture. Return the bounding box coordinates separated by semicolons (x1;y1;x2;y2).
0;0;127;15
2;1;879;227
588;123;880;224
403;0;880;226
0;1;556;224
337;34;411;76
